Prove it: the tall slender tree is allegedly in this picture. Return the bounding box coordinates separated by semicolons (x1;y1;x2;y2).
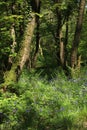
30;0;41;67
71;0;86;68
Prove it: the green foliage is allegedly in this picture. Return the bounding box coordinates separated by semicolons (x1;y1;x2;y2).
0;0;87;129
0;0;30;70
0;69;87;130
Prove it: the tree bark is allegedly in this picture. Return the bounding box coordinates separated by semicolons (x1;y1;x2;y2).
32;15;40;67
71;0;86;68
64;14;69;69
56;2;64;67
59;31;64;66
31;0;41;67
2;13;36;87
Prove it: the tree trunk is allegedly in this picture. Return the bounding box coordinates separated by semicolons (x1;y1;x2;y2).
59;31;64;66
8;24;17;70
8;1;16;69
71;0;85;68
2;13;36;87
31;0;41;67
56;3;64;67
32;15;40;67
63;14;69;73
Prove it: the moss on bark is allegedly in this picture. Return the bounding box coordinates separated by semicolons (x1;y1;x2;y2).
1;13;36;88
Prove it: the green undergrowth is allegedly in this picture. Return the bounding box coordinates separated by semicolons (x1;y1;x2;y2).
0;68;87;130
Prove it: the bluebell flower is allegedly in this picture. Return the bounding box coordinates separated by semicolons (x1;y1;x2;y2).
59;107;65;112
74;100;78;105
84;82;87;86
14;101;17;105
13;108;18;113
26;109;30;113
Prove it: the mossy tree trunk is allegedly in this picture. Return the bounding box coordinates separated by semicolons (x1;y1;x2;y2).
2;13;36;88
8;1;16;69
